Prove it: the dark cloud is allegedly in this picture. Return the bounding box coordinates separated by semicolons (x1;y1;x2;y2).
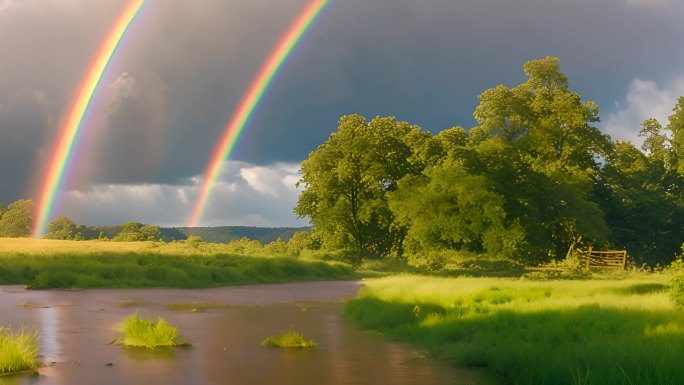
1;0;683;225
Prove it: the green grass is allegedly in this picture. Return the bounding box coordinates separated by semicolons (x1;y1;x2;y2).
0;238;355;289
345;274;681;385
114;314;187;349
261;331;317;348
0;326;39;375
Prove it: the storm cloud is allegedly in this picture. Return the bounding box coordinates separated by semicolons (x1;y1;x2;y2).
1;0;683;226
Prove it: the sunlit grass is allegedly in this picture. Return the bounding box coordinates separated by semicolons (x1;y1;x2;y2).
113;314;187;349
346;274;680;385
0;326;39;375
261;331;317;348
0;238;355;289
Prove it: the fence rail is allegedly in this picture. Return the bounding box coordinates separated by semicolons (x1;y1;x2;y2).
583;248;627;269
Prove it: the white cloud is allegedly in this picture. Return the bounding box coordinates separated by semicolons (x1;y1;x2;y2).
602;77;684;146
56;161;307;228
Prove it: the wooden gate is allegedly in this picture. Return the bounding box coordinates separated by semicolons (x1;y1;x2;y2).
583;248;627;269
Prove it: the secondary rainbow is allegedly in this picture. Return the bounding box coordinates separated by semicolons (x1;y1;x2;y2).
188;0;330;227
33;0;145;237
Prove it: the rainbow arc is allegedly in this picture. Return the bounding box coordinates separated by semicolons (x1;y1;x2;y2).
33;0;145;237
188;0;330;227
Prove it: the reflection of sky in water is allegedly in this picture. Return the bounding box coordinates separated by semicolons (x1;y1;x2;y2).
38;307;59;362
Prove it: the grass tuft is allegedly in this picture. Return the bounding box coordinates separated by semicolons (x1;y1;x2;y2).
114;314;188;348
261;331;317;348
0;326;39;374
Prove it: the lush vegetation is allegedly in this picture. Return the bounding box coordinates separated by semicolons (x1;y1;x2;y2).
261;331;317;348
114;314;186;348
0;238;355;289
345;274;684;385
296;57;684;266
0;326;39;374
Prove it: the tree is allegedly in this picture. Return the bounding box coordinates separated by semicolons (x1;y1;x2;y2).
44;216;78;240
467;57;611;260
390;158;524;256
296;115;427;258
667;97;684;176
0;199;34;238
112;222;162;242
596;138;684;264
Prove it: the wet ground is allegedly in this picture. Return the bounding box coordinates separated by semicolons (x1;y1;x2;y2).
0;281;494;385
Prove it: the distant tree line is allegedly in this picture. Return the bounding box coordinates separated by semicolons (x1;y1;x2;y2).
0;201;304;246
295;57;684;265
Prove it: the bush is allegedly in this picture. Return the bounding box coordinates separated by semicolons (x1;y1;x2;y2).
670;245;684;307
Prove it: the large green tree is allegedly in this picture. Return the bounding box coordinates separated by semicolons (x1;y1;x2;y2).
0;199;34;238
295;115;429;257
463;57;610;260
44;216;78;240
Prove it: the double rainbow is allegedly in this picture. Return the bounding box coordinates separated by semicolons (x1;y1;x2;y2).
188;0;330;227
33;0;145;237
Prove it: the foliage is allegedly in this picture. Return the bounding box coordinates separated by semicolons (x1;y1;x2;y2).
184;235;205;249
0;199;34;238
669;245;684;307
43;216;78;240
0;326;39;374
296;115;430;258
346;275;678;385
261;331;317;348
114;314;185;348
296;56;683;265
111;222;162;242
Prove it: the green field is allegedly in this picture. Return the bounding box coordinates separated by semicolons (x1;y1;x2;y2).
0;238;355;289
345;274;680;385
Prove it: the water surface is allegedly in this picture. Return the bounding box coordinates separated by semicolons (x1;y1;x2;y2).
0;282;494;385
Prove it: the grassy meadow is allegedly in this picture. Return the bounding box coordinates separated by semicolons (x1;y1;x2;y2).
345;274;682;385
0;238;355;289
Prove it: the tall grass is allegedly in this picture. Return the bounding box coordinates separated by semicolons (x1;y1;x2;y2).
0;326;39;374
345;274;680;385
0;238;355;289
261;331;317;348
114;314;186;349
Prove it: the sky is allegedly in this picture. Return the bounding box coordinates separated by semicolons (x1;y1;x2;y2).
1;0;683;228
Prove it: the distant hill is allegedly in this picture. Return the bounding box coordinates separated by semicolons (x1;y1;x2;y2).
76;225;310;244
160;226;310;244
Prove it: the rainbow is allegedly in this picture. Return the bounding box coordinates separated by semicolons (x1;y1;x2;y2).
188;0;329;227
33;0;145;237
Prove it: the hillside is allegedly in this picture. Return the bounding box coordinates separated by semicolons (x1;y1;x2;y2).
159;226;310;244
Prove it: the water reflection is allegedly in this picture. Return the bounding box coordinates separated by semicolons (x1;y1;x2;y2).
0;283;495;385
37;307;59;363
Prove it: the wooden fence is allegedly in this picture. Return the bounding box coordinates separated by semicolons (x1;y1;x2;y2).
582;248;628;269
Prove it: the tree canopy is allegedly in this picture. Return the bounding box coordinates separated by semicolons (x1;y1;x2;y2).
296;57;684;265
